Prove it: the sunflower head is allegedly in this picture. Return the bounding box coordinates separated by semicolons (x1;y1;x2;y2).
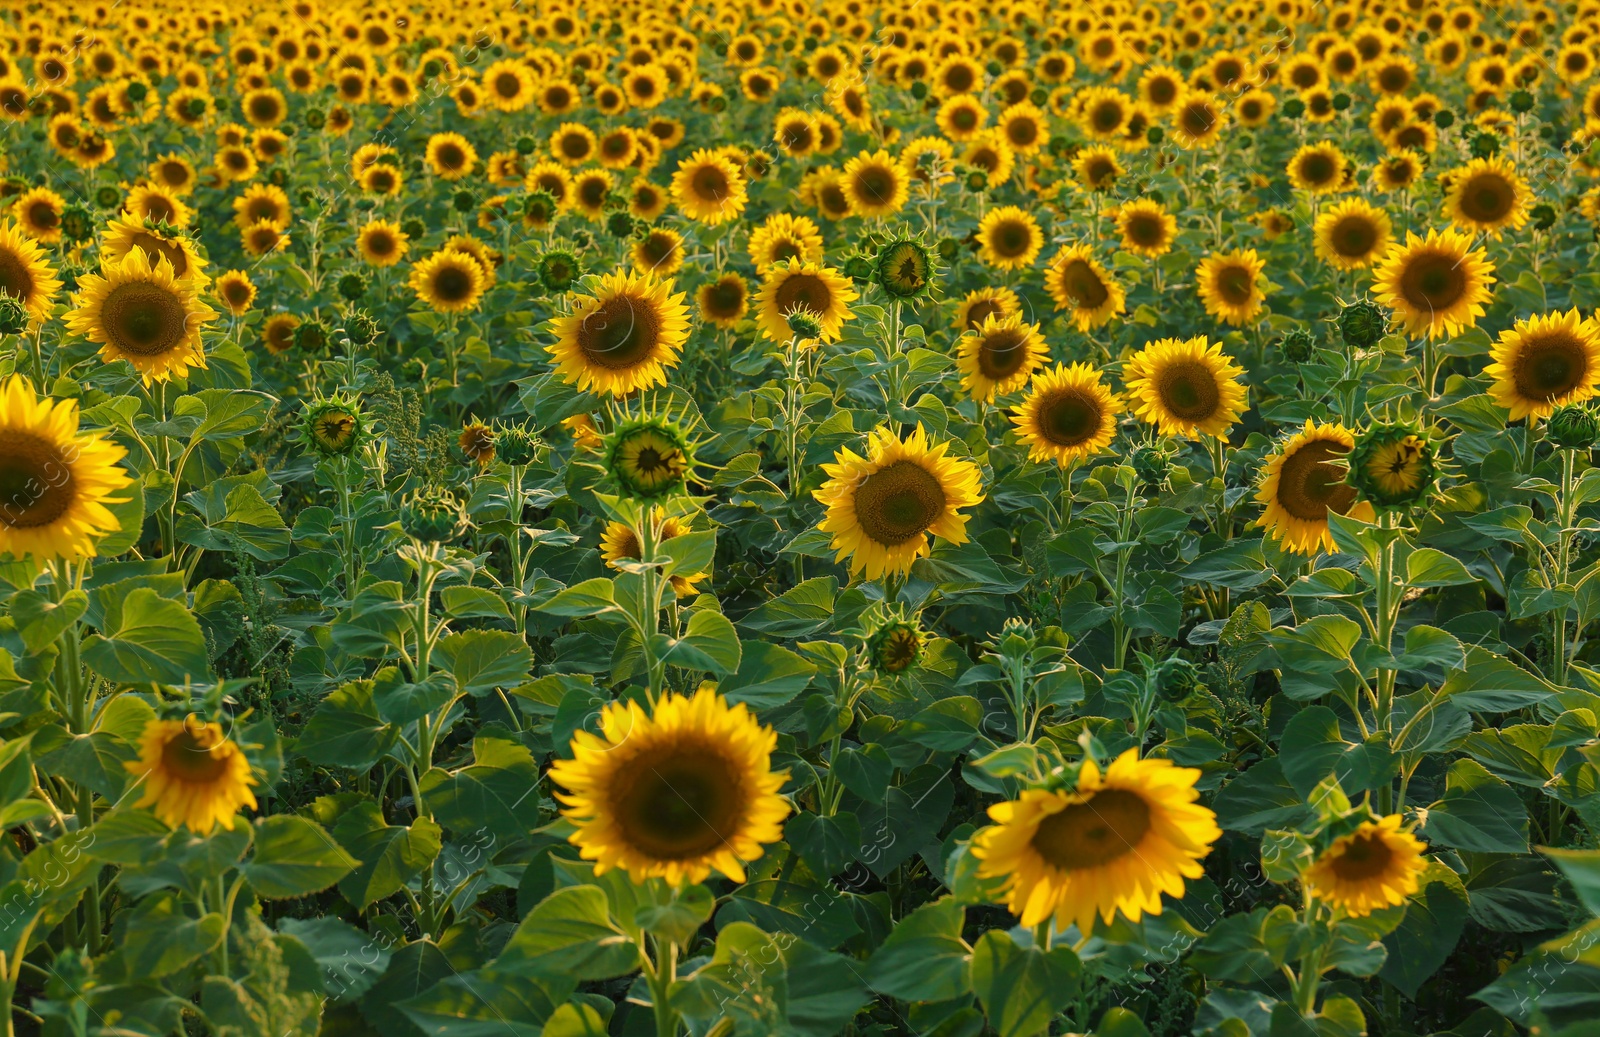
1302;812;1428;917
536;249;582;294
459;421;496;467
1548;404;1600;452
1337;300;1390;350
125;714;259;834
874;236;937;301
1347;423;1437;508
547;270;691;398
494;423;546;467
399;486;470;543
604;413;700;500
865;610;924;674
1122;337;1248;440
302;394;364;458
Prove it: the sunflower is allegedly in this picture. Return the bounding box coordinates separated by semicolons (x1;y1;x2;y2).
1443;156;1529;237
66;248;217;385
148;154;198;195
458;422;495;467
547;269;690;397
240;219;288;257
841;150;909;218
600;509;707;597
1114;199;1177;258
631;227;685;277
1010;363;1121;466
1371;228;1496;340
956;314;1049;402
99;215;207;286
125;715;258;834
550;123;597;167
1287;142;1351;194
671;148;748;225
1072;146;1123;191
1373;150;1423;192
814;424;984;580
1196;249;1268;327
1254;422;1375;554
357;219;408;268
748;212;825;274
409;249;486;314
1169;91;1225;149
12;187;65;242
955;286;1022;332
1303;816;1427;917
606;415;697;498
977;206;1044;270
1313;199;1393;271
214;269;256;316
1137;65;1185;113
1044;245;1126;331
425;131;478;180
801;167;854;221
1484;309;1600;422
0;376;131;561
971;750;1220;934
123;185;192;230
697;273;749;330
549;687;789;886
1077;86;1131;140
0;221;61;325
755;258;859;345
1123;336;1248;440
936;94;989;142
571;169;615;222
482;59;535;112
262;313;299;354
1348;424;1436;507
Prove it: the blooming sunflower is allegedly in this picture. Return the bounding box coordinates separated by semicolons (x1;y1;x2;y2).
13;187;66;242
1443;156;1529;237
425;132;478;180
600;509;707;597
1010;363;1122;466
605;415;697;498
697;273;749;330
1286;142;1351;195
99;215;206;286
671;149;748;226
955;286;1022;332
1348;424;1436;507
1195;249;1268;327
1114;200;1177;258
1254;422;1376;554
357;219;409;267
547;269;690;397
1303;815;1428;917
0;220;62;325
841;149;909;217
971;750;1221;934
755;258;859;345
747;212;825;274
1044;245;1125;331
814;424;984;580
0;376;131;561
214;269;256;316
1484;309;1600;422
549;687;789;886
1123;336;1248;440
632;228;685;277
956;314;1049;402
409;249;486;314
66;248;217;385
125;715;258;834
1371;228;1496;340
1169;92;1226;149
976;206;1044;271
1313;199;1393;271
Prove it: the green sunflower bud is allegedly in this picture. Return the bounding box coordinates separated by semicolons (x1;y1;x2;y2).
604;415;697;499
1281;326;1318;363
400;487;469;543
537;249;582;293
866;616;923;674
293;319;330;353
1547;404;1600;451
336;272;367;301
0;293;28;335
875;237;936;300
494;424;545;466
1338;300;1389;350
303;395;364;458
785;308;824;340
345;310;381;345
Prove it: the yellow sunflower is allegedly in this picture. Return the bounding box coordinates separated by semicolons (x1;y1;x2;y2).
600;509;706;597
1122;336;1248;440
0;376;131;561
1044;245;1126;330
814;424;984;580
1371;228;1496;340
1302;815;1428;917
66;248;217;385
548;687;790;885
671;149;749;226
0;220;62;325
747;212;825;274
1286;142;1352;195
754;258;859;345
125;715;258;834
213;269;256;316
1254;422;1376;554
357;219;409;267
425;131;479;180
971;750;1221;934
1169;91;1226;149
99;215;207;286
954;286;1022;332
1073;146;1124;192
631;228;685;277
547;269;690;397
1484;309;1600;422
12;187;66;242
956;314;1049;402
1114;200;1177;258
976;206;1044;271
697;273;749;330
1195;249;1268;327
1010;363;1122;466
1313;199;1393;271
841;149;909;217
1443;155;1529;237
409;249;486;314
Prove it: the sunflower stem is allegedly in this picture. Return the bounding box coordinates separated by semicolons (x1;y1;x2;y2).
1553;447;1578;684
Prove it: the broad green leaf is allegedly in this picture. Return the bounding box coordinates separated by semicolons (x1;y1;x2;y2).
333;802;444;910
81;586;211;685
719;639;816;709
244;815;358;898
866;897;970;1002
1420;759;1528;854
435;629;533;696
969;930;1080;1037
494;885;639;980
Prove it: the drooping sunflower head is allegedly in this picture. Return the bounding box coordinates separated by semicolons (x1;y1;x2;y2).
65;247;217;385
459;420;496;467
1484;309;1600;422
547;269;691;397
956;313;1049;403
755;258;860;346
1254;421;1375;554
874;236;938;300
1010;362;1122;466
125;715;258;834
408;248;486;314
1114;199;1177;259
1313;199;1394;271
1372;227;1496;340
548;687;790;886
671;148;749;225
1444;155;1530;237
1347;423;1437;508
302;393;364;458
1044;245;1126;331
813;424;984;580
977;205;1044;271
100;214;207;287
604;413;700;500
971;750;1221;933
1122;336;1248;440
1303;814;1427;917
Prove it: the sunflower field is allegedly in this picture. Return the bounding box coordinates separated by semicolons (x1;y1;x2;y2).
14;0;1600;1035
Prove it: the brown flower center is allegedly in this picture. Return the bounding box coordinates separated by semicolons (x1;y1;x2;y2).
1330;215;1379;258
852;460;946;546
1213;264;1256;305
1327;831;1394;881
1277;439;1358;522
1157;360;1222;420
988;218;1033;258
160;726;230;783
1398;251;1466;310
1457;171;1515;224
0;431;72;529
429;262;477;303
1058;259;1110;309
578;293;662;369
976;327;1030;380
1031;788;1151;870
773;272;832;317
1513;330;1590;401
102;281;189;357
615;744;745;861
1036;387;1104;447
